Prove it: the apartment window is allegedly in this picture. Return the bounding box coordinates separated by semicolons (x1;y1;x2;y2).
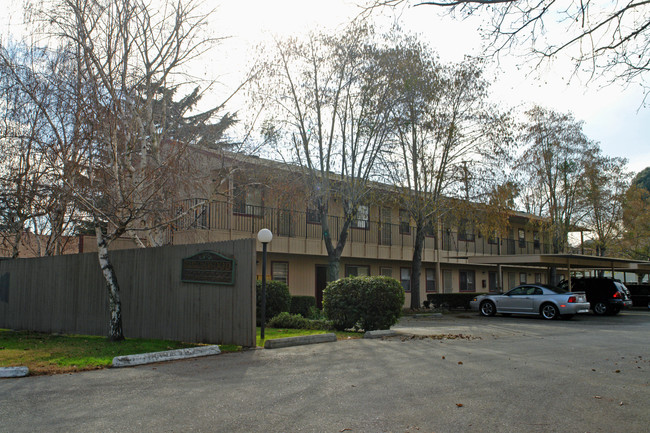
351;205;369;229
423;223;436;238
306;207;321;224
458;219;475;242
518;229;526;248
459;270;475;292
345;265;370;277
399;209;411;235
488;231;499;245
519;272;527;284
426;269;436;292
533;231;540;249
534;273;542;284
271;262;289;284
400;268;411;292
233;184;263;217
380;267;393;277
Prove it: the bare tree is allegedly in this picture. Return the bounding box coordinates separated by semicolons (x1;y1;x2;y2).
0;43;84;258
517;106;592;281
258;24;395;282
381;32;510;307
23;0;227;340
365;1;650;99
581;146;629;256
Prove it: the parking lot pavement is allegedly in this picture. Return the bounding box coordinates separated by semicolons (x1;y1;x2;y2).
2;310;649;433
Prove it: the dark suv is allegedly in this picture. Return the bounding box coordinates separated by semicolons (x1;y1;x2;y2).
558;278;633;315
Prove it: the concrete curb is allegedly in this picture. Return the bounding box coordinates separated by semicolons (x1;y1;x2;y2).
363;330;398;339
112;345;221;368
264;333;337;349
0;367;29;378
412;313;443;319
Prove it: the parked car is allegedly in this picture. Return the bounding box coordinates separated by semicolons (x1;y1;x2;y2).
558;277;633;315
470;284;590;320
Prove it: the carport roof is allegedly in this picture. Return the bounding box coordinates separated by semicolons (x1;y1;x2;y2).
467;254;650;271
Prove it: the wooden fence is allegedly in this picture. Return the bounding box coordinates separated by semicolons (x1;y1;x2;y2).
0;239;256;346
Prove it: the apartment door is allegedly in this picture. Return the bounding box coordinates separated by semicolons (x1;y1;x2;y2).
315;265;328;308
488;271;498;292
443;270;453;294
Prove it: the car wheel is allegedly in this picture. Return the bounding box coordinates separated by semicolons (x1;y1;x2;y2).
479;301;496;317
540;303;559;320
593;302;609;315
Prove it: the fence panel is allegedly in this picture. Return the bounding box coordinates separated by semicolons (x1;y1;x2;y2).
0;239;256;346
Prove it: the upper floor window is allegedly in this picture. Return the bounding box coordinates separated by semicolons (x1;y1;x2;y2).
423;222;436;238
458;219;475;242
533;231;540;249
518;229;526;248
306;207;321;224
488;231;499;245
351;205;369;229
233;184;263;217
399;209;411;235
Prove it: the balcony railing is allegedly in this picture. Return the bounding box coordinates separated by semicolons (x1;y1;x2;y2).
172;199;554;256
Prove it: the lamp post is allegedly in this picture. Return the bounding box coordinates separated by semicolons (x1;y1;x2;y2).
257;228;273;340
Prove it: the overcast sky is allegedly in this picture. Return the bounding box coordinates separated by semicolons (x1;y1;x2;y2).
3;0;649;174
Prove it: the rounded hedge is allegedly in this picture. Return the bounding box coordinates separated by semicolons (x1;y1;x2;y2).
323;276;405;331
256;280;291;325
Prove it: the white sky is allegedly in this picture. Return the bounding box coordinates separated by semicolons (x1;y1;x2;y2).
214;0;650;175
3;0;649;174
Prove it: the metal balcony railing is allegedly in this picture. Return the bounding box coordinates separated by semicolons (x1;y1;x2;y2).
172;199;558;256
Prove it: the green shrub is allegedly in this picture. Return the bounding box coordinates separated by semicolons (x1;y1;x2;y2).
358;276;405;331
256;280;291;325
290;296;317;317
307;306;325;320
323;277;364;331
267;312;333;331
323;276;405;331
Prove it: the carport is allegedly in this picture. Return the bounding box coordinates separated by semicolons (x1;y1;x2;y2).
467;254;650;291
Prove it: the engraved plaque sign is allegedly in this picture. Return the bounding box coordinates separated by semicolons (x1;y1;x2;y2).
181;251;235;285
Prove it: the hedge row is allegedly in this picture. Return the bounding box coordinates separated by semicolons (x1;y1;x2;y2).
425;293;487;310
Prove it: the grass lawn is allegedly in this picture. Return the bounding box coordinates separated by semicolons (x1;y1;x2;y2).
1;327;362;375
0;329;200;375
256;327;361;347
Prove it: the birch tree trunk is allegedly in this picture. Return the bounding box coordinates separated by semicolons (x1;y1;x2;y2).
95;226;124;341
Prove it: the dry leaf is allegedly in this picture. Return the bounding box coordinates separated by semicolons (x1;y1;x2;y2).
456;403;464;407
458;361;463;365
594;396;602;399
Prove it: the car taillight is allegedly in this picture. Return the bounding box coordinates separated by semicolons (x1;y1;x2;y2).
568;296;576;303
613;292;621;299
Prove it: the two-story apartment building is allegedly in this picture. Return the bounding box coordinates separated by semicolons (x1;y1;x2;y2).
167;147;573;307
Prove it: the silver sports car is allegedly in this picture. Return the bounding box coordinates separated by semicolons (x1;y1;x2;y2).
470;284;590;320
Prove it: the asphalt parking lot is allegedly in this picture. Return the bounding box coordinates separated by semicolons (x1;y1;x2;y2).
2;309;649;433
